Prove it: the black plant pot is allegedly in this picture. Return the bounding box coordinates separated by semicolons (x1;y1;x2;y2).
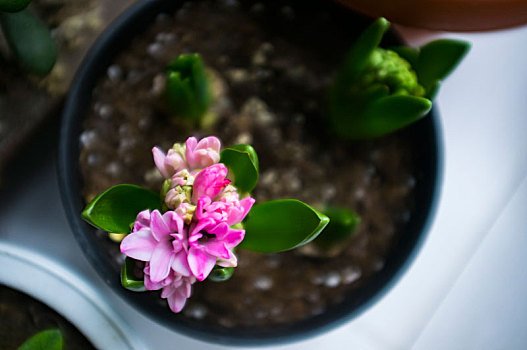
58;0;442;345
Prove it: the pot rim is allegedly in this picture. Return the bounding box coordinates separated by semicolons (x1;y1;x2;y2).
58;0;443;345
0;242;145;349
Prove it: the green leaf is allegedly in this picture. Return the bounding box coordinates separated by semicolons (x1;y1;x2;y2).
360;95;432;138
165;53;211;122
314;206;360;250
82;184;162;234
121;257;145;292
240;199;330;253
337;17;390;83
0;0;31;13
208;265;234;282
220;144;259;193
0;8;57;76
415;39;470;93
18;329;63;350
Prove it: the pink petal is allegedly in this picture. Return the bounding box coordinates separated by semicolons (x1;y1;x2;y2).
164;149;186;175
150;210;171;241
187;247;216;281
120;229;157;261
152;147;170;178
217;252;237;268
133;210;151;232
197;136;221;153
188;218;216;244
195;196;212;220
165;288;188;313
185;137;198;155
164;211;184;235
219;228;245;249
171;251;192;277
144;264;173;290
203;240;230;259
186;136;221;171
227;197;255;225
192;164;230;203
148;240;174;283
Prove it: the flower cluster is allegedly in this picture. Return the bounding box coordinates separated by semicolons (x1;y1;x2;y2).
120;137;254;312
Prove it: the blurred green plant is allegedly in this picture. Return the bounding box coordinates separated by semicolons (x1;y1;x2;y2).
314;205;360;250
330;18;470;139
164;53;212;123
18;329;63;350
0;0;57;76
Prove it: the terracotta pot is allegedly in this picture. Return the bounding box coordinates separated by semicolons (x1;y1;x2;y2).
335;0;527;31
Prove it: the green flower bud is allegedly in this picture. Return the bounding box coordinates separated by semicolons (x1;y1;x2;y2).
353;48;425;97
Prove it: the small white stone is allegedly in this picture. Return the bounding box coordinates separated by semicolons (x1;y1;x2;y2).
87;153;102;166
99;104;113;120
105;162;121;176
354;188;366;201
253;276;273;290
226;68;249;84
233;132;253;145
80;130;98;148
107;65;122;82
260;169;277;186
310;274;325;285
324;272;341;288
184;304;207;319
151;74;166;96
342;266;361;284
321;184;336;201
147;42;163;58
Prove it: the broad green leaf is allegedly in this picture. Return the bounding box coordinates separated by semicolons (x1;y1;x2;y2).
416;39;470;93
389;46;419;67
208;265;234;282
338;17;390;83
240;199;330;253
121;257;145;292
18;329;63;350
220;144;259;193
0;0;31;13
0;9;57;76
82;184;162;234
165;53;211;121
314;206;360;250
356;95;432;139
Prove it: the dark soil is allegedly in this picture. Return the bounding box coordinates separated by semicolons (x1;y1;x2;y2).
0;285;95;349
80;0;416;328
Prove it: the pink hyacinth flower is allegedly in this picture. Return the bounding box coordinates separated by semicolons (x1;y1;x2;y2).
152;147;186;179
187;218;245;281
120;210;192;283
161;275;196;313
196;195;254;226
185;136;221;171
144;265;196;313
192;164;231;204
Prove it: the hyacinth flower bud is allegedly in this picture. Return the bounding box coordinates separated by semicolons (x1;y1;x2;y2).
165;185;192;210
185;136;221;171
330;17;469;139
152;146;186;179
192;163;230;203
